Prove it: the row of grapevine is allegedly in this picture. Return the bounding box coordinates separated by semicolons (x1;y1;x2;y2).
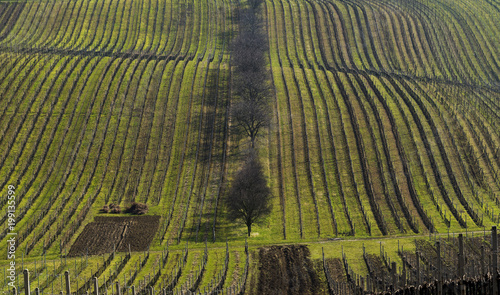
323;227;500;294
0;0;238;256
263;0;500;238
1;242;249;295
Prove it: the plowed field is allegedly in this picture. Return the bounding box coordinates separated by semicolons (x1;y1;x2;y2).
68;216;160;256
257;245;320;294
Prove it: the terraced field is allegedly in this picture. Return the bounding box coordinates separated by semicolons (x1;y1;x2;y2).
1;0;500;292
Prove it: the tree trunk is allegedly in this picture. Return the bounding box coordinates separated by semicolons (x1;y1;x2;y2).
247;223;252;236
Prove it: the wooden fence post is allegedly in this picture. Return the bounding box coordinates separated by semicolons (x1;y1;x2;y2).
458;234;464;279
402;260;406;286
391;262;397;292
416;251;420;285
458;234;466;295
436;241;442;295
132;285;136;295
23;270;30;295
481;245;485;275
34;288;39;295
65;271;70;295
493;226;498;295
93;277;98;295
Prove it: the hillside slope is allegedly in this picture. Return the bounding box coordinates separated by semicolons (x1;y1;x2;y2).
1;0;500;258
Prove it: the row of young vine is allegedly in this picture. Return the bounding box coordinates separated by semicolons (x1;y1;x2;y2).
264;0;500;238
1;242;249;295
0;0;238;257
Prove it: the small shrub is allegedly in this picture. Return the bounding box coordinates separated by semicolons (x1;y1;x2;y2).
100;205;109;213
125;202;148;215
109;203;121;213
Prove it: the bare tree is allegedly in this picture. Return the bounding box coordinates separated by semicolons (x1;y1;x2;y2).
233;69;270;102
231;7;271;148
226;151;272;236
231;100;270;148
231;10;268;84
231;33;267;74
247;0;264;10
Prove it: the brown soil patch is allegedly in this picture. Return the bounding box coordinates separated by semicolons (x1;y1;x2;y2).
68;216;160;257
325;258;347;282
257;245;320;295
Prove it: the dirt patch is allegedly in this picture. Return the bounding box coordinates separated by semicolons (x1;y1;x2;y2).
325;258;347;282
257;245;320;295
68;216;160;257
365;253;391;287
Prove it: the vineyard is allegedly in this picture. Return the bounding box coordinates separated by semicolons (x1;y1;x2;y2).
4;241;250;294
2;0;500;292
322;228;500;294
265;0;500;239
7;230;500;294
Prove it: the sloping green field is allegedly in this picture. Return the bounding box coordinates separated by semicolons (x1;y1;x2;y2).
1;0;500;292
266;0;500;240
